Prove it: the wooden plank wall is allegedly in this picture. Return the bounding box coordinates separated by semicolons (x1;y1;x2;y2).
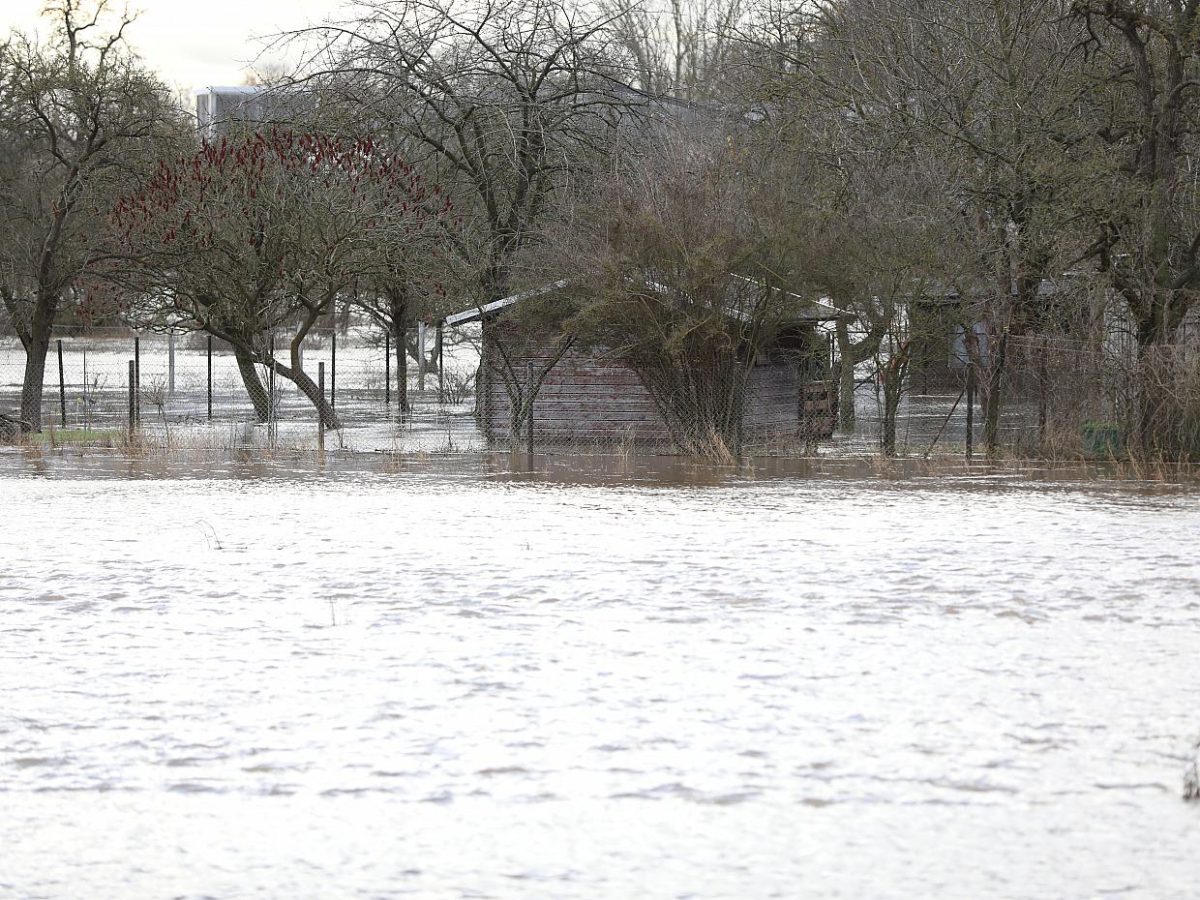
479;329;836;447
481;345;672;443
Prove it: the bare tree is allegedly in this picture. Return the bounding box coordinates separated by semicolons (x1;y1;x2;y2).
0;0;182;430
282;0;638;436
1070;1;1200;449
112;130;454;427
287;0;632;295
751;0;1093;454
562;122;818;459
597;0;748;99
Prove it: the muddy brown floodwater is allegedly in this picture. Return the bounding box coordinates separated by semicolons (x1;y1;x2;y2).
1;452;1198;898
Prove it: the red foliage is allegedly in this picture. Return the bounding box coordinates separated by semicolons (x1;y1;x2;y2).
113;128;453;280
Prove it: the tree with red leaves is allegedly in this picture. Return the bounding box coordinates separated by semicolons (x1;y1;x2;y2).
113;129;454;427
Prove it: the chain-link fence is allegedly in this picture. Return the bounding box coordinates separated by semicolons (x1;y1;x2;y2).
842;333;1200;459
3;324;1198;458
0;325;488;452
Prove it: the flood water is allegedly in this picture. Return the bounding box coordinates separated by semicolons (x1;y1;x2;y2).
2;452;1198;898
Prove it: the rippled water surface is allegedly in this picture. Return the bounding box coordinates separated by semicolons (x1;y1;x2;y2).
2;455;1199;898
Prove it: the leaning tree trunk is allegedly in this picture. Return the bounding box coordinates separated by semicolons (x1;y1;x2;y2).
232;344;271;423
272;360;340;429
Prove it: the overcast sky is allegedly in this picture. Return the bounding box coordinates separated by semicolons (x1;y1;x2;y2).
5;0;342;94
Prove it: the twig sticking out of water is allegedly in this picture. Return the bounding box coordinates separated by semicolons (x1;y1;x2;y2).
195;520;223;551
1185;739;1200;801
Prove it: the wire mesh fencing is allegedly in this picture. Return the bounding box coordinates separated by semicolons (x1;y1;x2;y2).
0;326;488;451
3;325;1198;459
841;333;1200;459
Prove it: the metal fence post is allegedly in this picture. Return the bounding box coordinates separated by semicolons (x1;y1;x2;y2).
526;360;535;454
330;326;337;410
168;332;176;394
269;359;277;448
418;321;427;391
133;336;141;424
128;360;136;434
207;335;213;420
57;339;66;429
384;331;390;406
318;361;326;451
436;322;444;402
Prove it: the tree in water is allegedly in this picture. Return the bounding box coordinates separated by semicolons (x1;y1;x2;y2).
567;124;811;461
0;0;182;430
292;0;635;436
112;130;454;427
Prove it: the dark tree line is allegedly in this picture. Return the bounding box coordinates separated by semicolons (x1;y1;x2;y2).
4;0;1200;457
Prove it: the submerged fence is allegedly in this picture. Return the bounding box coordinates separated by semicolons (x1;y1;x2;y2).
848;333;1200;459
2;325;1198;459
0;326;486;451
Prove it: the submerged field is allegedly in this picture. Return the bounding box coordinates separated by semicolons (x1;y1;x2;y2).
1;454;1198;898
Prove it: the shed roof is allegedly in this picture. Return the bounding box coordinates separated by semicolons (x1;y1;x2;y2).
441;278;848;327
442;281;568;327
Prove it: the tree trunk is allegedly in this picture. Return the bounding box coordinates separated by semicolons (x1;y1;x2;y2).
272;360;340;429
878;340;912;458
233;344;271;423
881;377;901;457
488;332;574;451
1036;338;1049;448
983;331;1008;456
508;391;530;450
837;357;857;432
835;319;857;432
1130;306;1188;454
393;319;408;414
18;291;58;432
1134;325;1165;455
19;334;50;432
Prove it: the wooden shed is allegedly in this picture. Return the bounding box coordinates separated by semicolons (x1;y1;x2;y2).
443;283;845;451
